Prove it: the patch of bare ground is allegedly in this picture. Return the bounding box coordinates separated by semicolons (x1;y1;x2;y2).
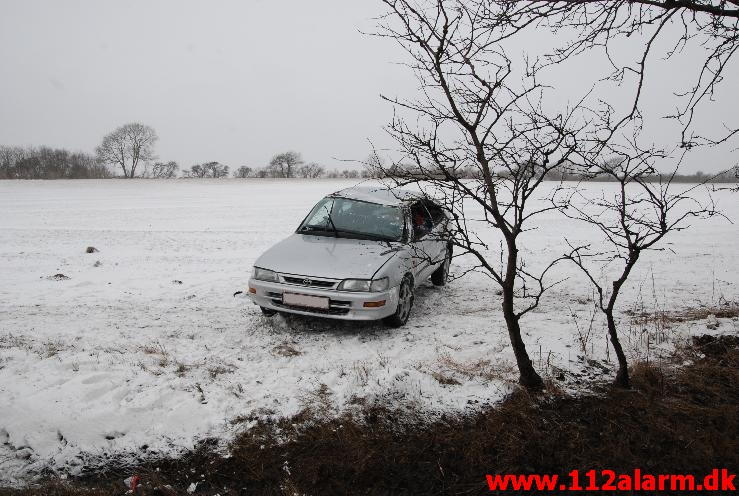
3;334;737;496
626;301;739;325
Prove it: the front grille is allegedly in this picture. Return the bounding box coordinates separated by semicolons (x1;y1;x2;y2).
273;301;351;316
281;275;337;289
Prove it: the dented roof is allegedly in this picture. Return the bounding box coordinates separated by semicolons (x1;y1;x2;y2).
329;186;422;206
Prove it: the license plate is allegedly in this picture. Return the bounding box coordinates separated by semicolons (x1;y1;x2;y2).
283;292;330;309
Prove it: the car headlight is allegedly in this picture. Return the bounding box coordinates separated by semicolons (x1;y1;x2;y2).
339;277;389;292
253;267;278;282
371;277;390;292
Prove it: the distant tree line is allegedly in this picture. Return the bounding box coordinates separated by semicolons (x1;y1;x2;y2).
0;146;112;179
541;162;738;183
7;120;730;183
365;158;738;183
182;162;230;178
229;151;370;179
3;137;732;184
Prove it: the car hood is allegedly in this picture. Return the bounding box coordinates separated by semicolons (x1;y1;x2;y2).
254;233;401;280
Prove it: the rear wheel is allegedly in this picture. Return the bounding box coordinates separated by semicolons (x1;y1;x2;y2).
260;306;277;317
384;275;414;327
431;243;452;286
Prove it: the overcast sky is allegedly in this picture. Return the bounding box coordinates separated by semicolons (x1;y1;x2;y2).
1;1;736;173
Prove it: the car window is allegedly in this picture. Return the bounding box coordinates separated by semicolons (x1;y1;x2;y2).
411;202;433;240
298;197;404;241
302;197;333;227
424;201;445;225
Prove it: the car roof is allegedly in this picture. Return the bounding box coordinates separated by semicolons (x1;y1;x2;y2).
329;186;424;206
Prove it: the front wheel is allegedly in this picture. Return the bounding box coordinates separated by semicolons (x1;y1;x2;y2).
431;243;452;286
384;275;415;327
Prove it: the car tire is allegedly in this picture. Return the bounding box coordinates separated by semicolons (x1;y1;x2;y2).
384;275;414;327
260;306;277;317
431;243;452;286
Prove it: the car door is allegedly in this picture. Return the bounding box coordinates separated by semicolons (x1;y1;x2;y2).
408;201;441;280
423;200;448;263
419;200;448;277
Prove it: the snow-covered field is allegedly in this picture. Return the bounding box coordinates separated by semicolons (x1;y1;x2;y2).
0;179;736;484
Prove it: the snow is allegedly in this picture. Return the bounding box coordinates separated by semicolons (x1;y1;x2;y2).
0;178;736;484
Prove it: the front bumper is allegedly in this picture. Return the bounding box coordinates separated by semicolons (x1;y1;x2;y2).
247;278;400;321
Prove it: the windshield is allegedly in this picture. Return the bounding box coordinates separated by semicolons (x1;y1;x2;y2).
297;197;405;242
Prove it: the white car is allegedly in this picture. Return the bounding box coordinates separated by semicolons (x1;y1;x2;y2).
247;186;452;326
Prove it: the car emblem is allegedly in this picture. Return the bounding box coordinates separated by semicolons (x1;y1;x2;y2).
302;278;312;286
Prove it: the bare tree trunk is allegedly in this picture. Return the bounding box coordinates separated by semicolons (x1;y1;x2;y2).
503;245;544;389
605;310;630;388
503;287;544;389
130;156;138;178
605;255;638;389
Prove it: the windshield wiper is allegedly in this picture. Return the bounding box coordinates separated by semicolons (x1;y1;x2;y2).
331;228;399;242
325;203;339;238
300;203;340;237
299;225;338;236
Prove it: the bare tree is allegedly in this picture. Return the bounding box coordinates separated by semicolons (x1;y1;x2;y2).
0;146;28;179
202;161;230;178
96;123;158;178
184;162;229;178
297;162;325;178
374;0;735;390
498;0;739;150
234;166;253;178
268;151;302;178
363;152;386;178
562;152;719;388
478;0;737;387
151;161;179;178
374;0;623;389
184;164;206;178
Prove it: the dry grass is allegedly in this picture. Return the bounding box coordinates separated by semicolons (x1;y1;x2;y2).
352;361;371;387
436;354;516;383
42;340;65;358
628;302;739;326
138;342;172;369
0;334;31;350
207;364;234;379
0;481;116;496
298;383;334;418
140;342;166;356
630;360;666;398
173;361;189;377
430;371;462;386
271;342;302;357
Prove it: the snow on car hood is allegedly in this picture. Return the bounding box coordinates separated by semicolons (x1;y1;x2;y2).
254;233;400;280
